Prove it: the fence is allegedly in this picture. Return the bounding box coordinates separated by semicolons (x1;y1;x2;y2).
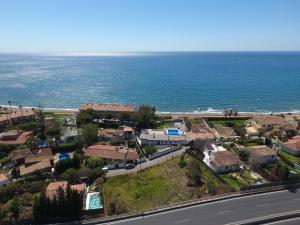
148;146;181;160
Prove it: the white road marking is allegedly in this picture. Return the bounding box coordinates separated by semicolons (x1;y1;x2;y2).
173;218;191;224
218;210;231;214
257;203;269;207
293;198;300;201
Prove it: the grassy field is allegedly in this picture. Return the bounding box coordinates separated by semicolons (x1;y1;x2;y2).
208;119;247;127
278;150;300;164
154;121;175;129
103;154;232;215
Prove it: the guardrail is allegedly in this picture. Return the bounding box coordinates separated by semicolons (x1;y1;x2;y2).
78;182;300;225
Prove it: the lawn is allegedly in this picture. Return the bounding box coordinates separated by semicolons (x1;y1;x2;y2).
208;119;247;127
154;121;175;129
103;154;232;215
220;174;247;191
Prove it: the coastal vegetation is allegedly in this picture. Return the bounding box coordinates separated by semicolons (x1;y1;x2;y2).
104;154;231;215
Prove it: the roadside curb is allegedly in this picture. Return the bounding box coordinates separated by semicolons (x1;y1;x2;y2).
78;185;297;225
227;210;300;225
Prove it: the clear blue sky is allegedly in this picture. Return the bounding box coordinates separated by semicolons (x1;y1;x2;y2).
0;0;299;53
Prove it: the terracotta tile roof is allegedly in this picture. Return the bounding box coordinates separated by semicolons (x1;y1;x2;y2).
282;137;300;152
244;145;275;156
0;131;33;145
211;151;241;167
0;110;36;122
80;103;135;112
46;181;68;199
123;126;134;132
10;148;31;161
84;145;138;161
214;124;237;137
0;173;8;183
19;160;51;176
25;148;53;164
71;183;85;192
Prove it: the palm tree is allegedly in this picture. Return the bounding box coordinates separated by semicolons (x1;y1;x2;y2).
4;107;12;126
19;105;23;121
8;100;12;113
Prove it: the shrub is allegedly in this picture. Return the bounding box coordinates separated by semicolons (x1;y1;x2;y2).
60;168;80;183
144;145;157;156
46;125;61;136
85;157;104;169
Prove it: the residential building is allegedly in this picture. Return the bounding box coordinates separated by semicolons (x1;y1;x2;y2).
139;128;188;146
244;145;277;166
187;124;215;142
281;136;300;156
19;160;52;176
84;144;138;161
0;130;33;145
79;103;135;117
0;109;36;127
18;147;54;176
0;173;9;187
213;124;238;140
46;181;86;200
203;143;241;174
10;148;31;165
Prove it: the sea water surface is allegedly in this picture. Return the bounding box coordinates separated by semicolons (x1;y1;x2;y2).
0;52;300;113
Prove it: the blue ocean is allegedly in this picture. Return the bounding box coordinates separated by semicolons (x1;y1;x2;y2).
0;52;300;113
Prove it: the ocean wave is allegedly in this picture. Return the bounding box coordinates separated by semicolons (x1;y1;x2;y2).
1;105;300;115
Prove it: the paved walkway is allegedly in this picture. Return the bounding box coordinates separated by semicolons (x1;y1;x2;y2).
106;147;188;177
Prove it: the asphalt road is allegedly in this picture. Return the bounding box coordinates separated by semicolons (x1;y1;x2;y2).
96;189;300;225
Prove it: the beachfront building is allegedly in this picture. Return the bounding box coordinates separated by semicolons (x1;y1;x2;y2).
203;143;241;174
0;109;37;128
84;144;138;162
138;127;188;146
0;130;33;145
281;136;300;156
186;124;215;142
0;174;9;187
248;115;298;138
243;145;277;166
79;103;135;118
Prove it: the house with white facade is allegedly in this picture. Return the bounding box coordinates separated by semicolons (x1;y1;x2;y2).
139;127;188;146
203;143;241;174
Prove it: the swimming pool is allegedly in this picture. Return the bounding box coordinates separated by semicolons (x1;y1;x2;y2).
85;192;102;210
59;153;70;161
167;129;179;135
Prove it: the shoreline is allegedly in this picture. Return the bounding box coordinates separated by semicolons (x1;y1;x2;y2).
2;104;300;118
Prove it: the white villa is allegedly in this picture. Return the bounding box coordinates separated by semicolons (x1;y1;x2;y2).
203;143;241;174
138;127;188;146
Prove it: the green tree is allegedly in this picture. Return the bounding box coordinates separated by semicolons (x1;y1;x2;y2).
85;157;104;169
60;168;80;183
137;105;156;129
10;198;21;219
80;123;98;146
239;151;250;163
144;145;157;156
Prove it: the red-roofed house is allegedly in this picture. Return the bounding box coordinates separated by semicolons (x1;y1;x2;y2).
80;103;135;117
0;174;9;187
84;145;138;162
46;181;86;200
281;136;300;156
